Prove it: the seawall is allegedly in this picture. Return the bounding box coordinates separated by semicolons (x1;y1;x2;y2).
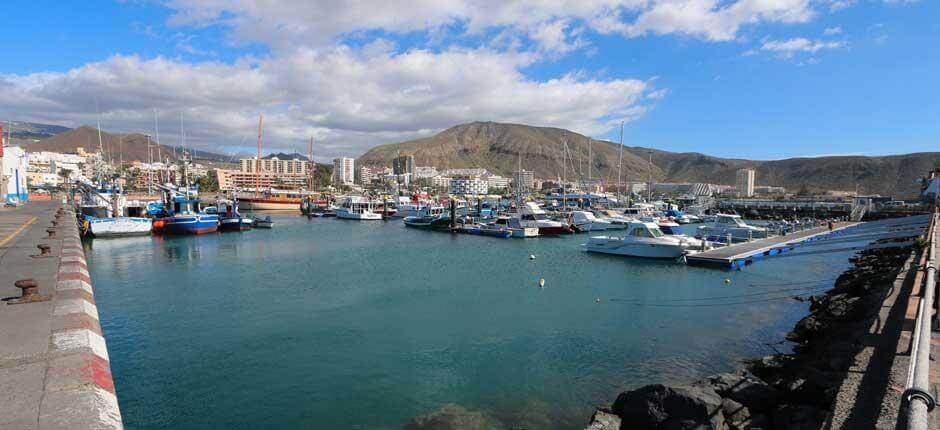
0;201;122;429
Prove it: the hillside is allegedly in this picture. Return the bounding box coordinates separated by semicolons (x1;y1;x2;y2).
3;121;72;146
357;122;940;197
27;125;230;162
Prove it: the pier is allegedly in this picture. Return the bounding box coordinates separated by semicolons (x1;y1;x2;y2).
686;222;858;269
0;200;122;429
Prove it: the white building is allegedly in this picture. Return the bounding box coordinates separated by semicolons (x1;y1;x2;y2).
485;174;509;190
333;157;355;186
414;166;439;179
736;169;756;197
2;146;29;203
430;176;451;188
443;168;488;177
448;177;488;195
512;170;534;191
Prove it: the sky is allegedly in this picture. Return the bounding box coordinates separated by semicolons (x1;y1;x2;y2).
0;0;937;161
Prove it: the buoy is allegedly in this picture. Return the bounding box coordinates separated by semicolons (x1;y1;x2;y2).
529;254;536;260
724;278;732;284
595;298;601;303
538;278;545;288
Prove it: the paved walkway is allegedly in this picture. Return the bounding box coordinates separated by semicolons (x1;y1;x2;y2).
0;201;122;429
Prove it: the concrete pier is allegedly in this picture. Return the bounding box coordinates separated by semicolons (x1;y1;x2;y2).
686;223;857;269
0;200;122;429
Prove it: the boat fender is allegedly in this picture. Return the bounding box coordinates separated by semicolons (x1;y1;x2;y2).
529;254;536;260
724;278;732;285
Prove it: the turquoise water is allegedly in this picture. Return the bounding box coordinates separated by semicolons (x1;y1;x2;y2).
86;214;853;429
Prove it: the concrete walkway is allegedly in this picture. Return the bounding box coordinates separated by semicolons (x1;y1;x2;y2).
0;201;122;429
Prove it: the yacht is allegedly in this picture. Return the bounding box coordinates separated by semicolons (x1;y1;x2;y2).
568;210;612;232
518;202;572;235
592;209;631;230
584;221;707;259
336;197;384;220
697;214;768;241
491;216;539;238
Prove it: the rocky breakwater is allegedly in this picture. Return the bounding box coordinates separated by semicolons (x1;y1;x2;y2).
585;241;916;430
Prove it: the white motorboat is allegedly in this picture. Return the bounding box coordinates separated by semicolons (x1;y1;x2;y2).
697;214;768;241
518;202;572;235
86;217;153;237
568;210;612;232
336;197;383;220
583;221;707;259
592;210;630;230
492;215;539;238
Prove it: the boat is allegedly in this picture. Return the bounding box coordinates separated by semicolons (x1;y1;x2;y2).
583;220;707;259
86;216;152;238
460;223;512;238
154;183;219;235
697;214;768;242
568;210;612;232
252;215;274;229
622;204;656;219
592;209;631;230
238;192;302;210
518;202;572;235
217;198;252;232
656;218;681;235
403;206;451;230
491;216;539;238
335;197;383;220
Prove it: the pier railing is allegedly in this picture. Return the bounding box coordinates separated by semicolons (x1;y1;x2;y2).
904;209;938;430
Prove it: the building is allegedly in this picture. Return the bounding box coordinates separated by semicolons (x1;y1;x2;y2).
754;185;786;195
333;157;355;186
448;177;488;195
392;155;415;176
430;176;451;188
484;174;509;190
215;169;307;191
2;145;29;203
240;157;309;175
736;168;755;197
512;170;534;191
413;166;438;179
360;166;391;184
442;168;488;178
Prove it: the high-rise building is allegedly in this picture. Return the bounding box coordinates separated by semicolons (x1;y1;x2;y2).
448;177;489;195
333;157;355;186
392;155;415;176
736;168;755;197
513;170;534;191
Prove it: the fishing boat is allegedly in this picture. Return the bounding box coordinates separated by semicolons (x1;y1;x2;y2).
336;197;383;220
403;206;450;230
161;198;219;234
697;214;768;241
519;202;572;235
217;198;252;232
568;210;612;232
460;223;512;238
583;221;706;259
238;192;302;210
491;216;539;238
86;217;153;237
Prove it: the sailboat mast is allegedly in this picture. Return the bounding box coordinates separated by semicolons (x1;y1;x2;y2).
153;109;162;184
562;131;567;210
308;136;315;192
647;150;653;202
256;114;264;195
617;121;624;204
588;137;592;182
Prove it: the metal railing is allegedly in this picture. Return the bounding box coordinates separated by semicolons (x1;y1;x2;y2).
905;210;938;429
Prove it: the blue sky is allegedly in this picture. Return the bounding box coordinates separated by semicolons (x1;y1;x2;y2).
1;0;936;160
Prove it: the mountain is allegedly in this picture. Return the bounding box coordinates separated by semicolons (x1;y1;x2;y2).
263;152;309;160
357;121;940;197
2;121;72;146
27;126;230;162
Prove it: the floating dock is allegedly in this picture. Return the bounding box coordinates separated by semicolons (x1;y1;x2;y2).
686;222;858;269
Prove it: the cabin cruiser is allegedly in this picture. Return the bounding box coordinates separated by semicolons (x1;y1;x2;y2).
592;210;630;230
584;221;707;259
568;210;612;232
621;204;656;220
697;214;768;241
336;197;383;220
518;202;572;235
216;198;253;231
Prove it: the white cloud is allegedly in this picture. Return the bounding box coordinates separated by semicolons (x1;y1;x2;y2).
823;26;843;35
758;37;847;58
0;48;654;159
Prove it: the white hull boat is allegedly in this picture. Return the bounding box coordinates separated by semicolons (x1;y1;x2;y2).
583;221;706;259
88;217;153;237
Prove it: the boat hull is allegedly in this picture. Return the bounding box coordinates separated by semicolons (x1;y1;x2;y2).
88;217;153;238
220;218;251;231
537;225;572;235
336;210;383;220
162;215;219;235
240;199;300;210
584;237;686;259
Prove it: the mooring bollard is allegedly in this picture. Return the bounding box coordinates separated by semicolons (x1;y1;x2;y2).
51;220;58;227
726;233;733;247
37;244;51;256
747;230;753;242
14;279;38;299
46;228;56;239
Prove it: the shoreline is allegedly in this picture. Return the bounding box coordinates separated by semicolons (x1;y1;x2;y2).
582;237;920;429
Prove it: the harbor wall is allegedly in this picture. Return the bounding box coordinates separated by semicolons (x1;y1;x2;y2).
41;205;123;428
582;235;923;429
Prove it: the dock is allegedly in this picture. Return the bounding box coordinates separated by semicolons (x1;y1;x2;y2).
0;200;122;429
686;222;858;269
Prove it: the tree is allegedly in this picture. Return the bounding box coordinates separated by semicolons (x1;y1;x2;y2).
195;173;219;192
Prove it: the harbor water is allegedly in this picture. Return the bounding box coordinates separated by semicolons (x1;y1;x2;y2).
86;214;854;429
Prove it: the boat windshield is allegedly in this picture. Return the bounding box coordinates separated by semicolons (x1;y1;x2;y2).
649;227;665;237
